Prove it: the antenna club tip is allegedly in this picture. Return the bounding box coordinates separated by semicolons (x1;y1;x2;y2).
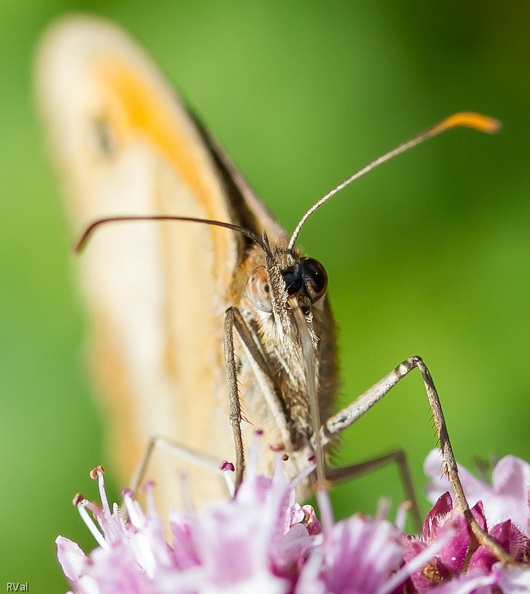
436;112;502;135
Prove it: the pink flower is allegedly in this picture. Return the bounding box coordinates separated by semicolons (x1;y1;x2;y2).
423;450;530;592
425;450;530;537
295;505;404;594
57;441;320;594
56;447;530;593
403;492;472;590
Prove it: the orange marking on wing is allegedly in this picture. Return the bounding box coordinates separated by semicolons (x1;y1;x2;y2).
95;58;222;223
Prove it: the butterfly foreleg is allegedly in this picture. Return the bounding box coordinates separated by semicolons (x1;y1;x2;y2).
223;307;246;491
224;306;294;490
321;355;512;562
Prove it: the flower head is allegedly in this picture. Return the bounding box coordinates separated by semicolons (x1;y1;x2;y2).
425;450;530;537
57;447;530;593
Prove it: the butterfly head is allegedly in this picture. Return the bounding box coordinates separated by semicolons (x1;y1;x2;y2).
245;233;328;346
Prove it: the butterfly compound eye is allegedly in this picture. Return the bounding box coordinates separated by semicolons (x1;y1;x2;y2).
247;267;273;313
300;258;327;302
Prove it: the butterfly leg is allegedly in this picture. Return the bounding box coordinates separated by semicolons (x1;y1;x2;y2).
223;307;246;491
326;449;422;532
321;355;512;563
130;306;290;497
129;435;223;494
224;306;296;491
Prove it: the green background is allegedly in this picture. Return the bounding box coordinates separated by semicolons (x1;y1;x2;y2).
2;2;530;591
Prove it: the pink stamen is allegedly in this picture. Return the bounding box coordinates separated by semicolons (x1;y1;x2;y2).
219;460;235;472
89;465;105;480
289;460;316;490
316;487;334;535
72;493;84;506
94;467;112;519
123;488;141;527
140;479;156;493
395;500;412;532
375;498;391;522
76;500;110;551
219;461;236;496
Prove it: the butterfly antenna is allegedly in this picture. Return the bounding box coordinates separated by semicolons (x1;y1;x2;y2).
288;112;501;251
74;215;266;253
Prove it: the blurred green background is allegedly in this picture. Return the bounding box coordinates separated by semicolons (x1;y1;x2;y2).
2;1;530;590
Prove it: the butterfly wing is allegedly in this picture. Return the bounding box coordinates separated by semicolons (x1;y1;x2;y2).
35;15;284;510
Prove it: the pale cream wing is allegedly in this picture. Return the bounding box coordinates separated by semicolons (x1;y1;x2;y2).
36;16;241;511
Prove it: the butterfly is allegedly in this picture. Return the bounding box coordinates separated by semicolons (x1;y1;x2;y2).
35;15;509;559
